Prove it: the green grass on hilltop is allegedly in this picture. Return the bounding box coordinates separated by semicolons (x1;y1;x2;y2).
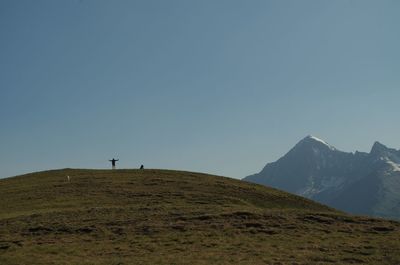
0;169;399;264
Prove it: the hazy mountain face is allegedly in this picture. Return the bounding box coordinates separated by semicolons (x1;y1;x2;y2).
244;136;400;219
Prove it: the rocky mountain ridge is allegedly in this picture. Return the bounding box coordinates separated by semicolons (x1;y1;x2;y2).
244;136;400;219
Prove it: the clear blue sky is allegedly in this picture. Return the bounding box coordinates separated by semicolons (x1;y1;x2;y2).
1;0;399;179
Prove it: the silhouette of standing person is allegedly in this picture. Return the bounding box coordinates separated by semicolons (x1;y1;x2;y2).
140;165;144;169
109;158;119;169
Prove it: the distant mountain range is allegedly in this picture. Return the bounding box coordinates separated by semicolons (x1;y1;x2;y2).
244;135;400;219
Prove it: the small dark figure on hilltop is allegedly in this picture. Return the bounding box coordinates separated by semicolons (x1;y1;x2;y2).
140;165;144;169
109;158;119;169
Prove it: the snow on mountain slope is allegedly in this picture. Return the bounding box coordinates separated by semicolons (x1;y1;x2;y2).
386;160;400;172
307;135;337;151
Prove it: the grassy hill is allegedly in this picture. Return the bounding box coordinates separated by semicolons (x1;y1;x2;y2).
0;169;399;264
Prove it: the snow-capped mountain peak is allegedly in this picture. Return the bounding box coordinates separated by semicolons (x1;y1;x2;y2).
300;135;337;151
244;136;400;219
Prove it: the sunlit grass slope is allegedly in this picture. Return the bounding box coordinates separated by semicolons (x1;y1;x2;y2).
0;169;399;264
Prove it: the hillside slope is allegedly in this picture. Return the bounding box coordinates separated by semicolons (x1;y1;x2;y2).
1;169;400;264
